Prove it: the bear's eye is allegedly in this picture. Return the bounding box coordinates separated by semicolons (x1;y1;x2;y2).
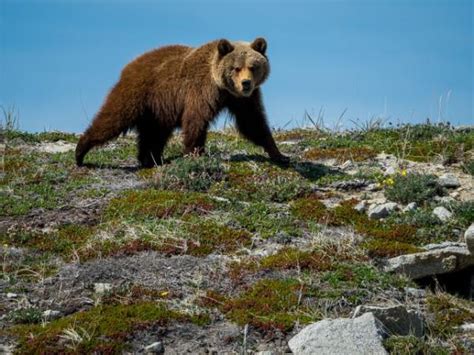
234;67;241;73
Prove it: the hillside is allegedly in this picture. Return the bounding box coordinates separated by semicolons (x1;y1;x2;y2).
1;123;473;354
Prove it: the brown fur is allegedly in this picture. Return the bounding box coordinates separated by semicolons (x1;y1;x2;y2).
76;38;287;167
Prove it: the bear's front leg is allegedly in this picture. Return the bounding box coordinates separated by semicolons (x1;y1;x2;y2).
228;91;289;163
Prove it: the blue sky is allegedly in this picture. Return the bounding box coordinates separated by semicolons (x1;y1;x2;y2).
1;0;472;132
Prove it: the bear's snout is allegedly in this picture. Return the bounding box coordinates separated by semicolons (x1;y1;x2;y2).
242;80;252;92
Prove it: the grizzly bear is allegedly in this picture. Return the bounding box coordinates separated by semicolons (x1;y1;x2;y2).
75;37;288;167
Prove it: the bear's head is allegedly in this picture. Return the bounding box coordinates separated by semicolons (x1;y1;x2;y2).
212;37;270;97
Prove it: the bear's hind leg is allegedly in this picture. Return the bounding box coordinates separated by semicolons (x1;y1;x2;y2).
136;120;172;168
182;115;210;156
76;112;130;166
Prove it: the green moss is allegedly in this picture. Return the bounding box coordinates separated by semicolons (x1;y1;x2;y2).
290;195;331;223
158;220;252;256
11;302;207;353
362;239;422;258
218;161;310;202
106;189;214;220
211;278;315;333
259;246;361;272
1;150;95;216
233;201;302;239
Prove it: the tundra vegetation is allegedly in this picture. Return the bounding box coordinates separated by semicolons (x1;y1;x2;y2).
1;114;473;353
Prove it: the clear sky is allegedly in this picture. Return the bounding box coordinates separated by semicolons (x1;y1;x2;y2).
1;0;472;132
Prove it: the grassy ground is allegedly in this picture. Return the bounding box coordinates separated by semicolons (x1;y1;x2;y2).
1;122;473;353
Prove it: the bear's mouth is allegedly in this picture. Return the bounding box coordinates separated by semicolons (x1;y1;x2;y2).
241;87;253;96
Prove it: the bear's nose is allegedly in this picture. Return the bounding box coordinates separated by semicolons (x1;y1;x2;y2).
242;80;252;91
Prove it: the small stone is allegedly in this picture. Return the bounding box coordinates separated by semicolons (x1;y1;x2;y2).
384;166;396;176
256;352;275;355
465;223;474;254
43;310;61;320
458;323;474;332
6;293;18;298
404;287;426;298
368;202;398;220
432;206;453;222
403;202;417;212
340;160;352;170
438;173;461;188
144;341;164;354
94;283;112;294
434;196;455;203
354;201;368;213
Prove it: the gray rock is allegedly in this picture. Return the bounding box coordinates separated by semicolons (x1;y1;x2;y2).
144;341;164;354
288;313;387;355
434;195;455;203
0;344;14;355
43;309;61;320
432;206;453;222
354;201;368;213
438;173;461;188
465;224;474;254
403;202;417;212
368;202;398;219
384;166;396;176
352;305;424;337
385;242;473;279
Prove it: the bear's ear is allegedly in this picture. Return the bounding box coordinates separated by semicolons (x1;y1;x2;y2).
217;39;234;57
251;37;267;55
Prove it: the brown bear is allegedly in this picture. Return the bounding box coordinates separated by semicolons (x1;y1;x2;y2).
75;37;288;167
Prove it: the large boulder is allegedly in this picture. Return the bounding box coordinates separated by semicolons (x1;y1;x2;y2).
353;305;424;337
288;313;387;355
465;224;474;254
384;242;473;279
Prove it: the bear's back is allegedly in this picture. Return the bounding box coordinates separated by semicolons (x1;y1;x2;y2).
121;45;192;79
